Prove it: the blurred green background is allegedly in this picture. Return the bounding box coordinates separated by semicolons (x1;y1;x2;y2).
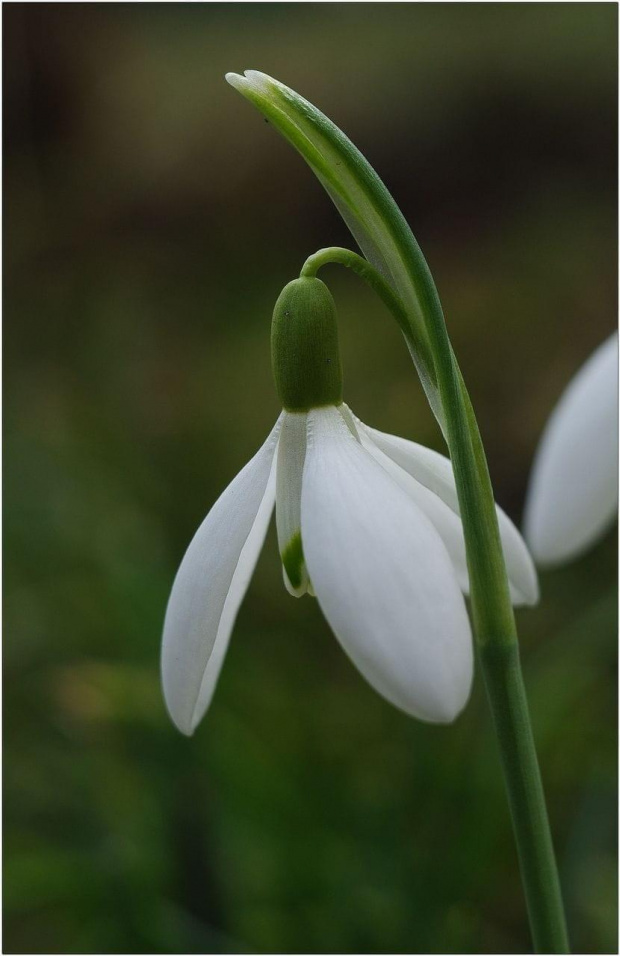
4;4;617;954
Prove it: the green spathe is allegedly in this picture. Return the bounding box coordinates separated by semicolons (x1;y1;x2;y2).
272;277;343;411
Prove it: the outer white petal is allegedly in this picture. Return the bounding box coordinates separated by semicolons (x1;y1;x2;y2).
341;412;471;594
358;412;538;606
161;416;282;735
275;411;310;597
302;406;473;723
524;334;618;566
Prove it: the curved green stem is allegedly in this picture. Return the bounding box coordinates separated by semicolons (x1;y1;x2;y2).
301;247;436;381
303;247;569;954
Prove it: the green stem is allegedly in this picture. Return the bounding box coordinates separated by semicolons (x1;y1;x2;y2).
301;247;436;380
302;247;569;954
301;247;445;427
481;644;569;954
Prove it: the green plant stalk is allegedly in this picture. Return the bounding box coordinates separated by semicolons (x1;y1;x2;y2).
481;643;569;955
228;73;569;952
300;247;436;379
302;247;569;954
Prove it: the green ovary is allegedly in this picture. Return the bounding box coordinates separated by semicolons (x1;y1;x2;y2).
271;277;343;411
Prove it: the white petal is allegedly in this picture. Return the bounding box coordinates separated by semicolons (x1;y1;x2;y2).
302;406;473;723
524;334;618;566
344;413;471;594
275;412;310;597
161;416;282;735
358;412;538;606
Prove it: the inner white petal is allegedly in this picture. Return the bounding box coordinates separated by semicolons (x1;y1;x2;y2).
276;411;310;597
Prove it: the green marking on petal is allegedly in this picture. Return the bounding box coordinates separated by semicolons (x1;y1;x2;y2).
281;530;305;589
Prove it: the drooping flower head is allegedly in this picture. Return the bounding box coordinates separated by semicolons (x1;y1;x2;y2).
162;277;537;735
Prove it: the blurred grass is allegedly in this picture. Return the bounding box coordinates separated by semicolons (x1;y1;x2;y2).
4;4;617;954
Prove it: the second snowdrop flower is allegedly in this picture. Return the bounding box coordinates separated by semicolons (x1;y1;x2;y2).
524;334;618;566
162;278;537;735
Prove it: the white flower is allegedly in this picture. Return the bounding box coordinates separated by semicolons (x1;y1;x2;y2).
161;402;538;735
524;334;618;566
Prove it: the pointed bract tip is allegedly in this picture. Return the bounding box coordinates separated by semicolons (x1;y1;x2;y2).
225;71;247;91
243;69;274;89
225;70;278;96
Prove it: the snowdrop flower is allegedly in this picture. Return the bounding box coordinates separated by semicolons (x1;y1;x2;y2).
162;278;538;735
524;334;618;566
